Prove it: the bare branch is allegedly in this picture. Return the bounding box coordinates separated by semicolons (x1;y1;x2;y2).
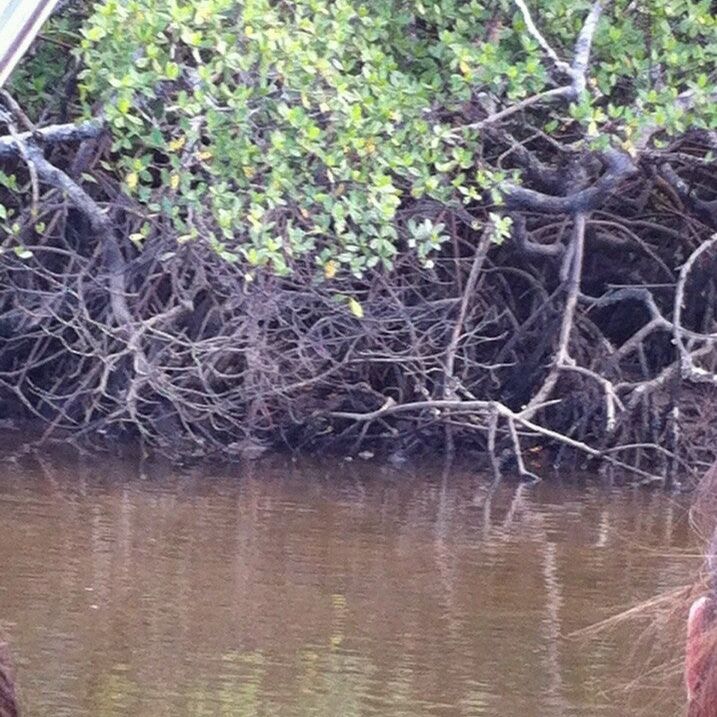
660;163;717;228
0;119;104;158
502;150;637;213
329;397;661;482
455;86;572;133
514;0;605;100
673;234;717;384
522;213;587;415
444;222;493;398
514;0;570;75
569;1;605;98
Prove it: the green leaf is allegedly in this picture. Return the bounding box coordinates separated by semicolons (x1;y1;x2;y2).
13;246;33;259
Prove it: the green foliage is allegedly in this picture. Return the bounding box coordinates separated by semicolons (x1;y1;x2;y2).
62;0;715;274
7;2;97;120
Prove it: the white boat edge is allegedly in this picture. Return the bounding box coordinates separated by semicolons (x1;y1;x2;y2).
0;0;63;88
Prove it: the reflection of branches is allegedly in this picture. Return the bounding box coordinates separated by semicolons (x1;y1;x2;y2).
541;541;568;716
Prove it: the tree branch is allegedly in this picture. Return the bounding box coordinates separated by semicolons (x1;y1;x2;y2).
660;163;717;229
502;149;637;213
514;0;570;75
328;397;661;482
522;213;587;417
0;119;103;158
569;1;605;98
673;234;717;384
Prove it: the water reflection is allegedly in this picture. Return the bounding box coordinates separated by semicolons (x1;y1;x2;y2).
0;455;696;716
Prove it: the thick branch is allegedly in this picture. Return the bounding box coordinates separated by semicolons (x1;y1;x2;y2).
502;150;637;213
0;119;103;158
569;1;605;98
522;213;587;417
512;214;565;257
660;163;717;228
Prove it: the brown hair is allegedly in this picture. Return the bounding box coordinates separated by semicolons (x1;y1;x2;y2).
0;642;18;717
685;462;717;717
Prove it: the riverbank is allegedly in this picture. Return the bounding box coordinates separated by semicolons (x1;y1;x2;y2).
0;221;716;485
0;412;710;490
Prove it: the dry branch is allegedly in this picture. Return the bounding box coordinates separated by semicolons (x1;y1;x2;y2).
673;235;717;384
0;119;103;158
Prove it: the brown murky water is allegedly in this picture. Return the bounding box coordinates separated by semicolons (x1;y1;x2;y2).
0;454;696;716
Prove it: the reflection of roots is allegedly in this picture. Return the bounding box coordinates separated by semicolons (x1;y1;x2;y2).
0;135;714;484
0;642;18;717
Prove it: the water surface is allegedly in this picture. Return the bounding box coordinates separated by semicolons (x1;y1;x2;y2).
0;455;696;716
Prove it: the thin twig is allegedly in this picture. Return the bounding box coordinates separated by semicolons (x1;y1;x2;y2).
673;234;717;383
444;222;493;398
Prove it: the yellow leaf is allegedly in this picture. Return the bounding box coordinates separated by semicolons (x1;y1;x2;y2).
243;165;256;179
126;172;138;191
348;297;364;318
129;233;144;245
621;139;637;158
168;136;186;152
195;4;211;23
170;173;180;190
324;260;337;279
459;59;471;76
365;139;376;154
196;150;212;161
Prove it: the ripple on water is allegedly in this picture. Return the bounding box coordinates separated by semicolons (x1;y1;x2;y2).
0;456;695;716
